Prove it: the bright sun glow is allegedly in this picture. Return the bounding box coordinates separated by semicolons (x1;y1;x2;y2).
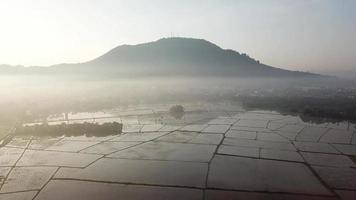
0;0;355;72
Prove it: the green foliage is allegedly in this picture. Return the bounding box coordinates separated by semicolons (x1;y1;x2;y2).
169;105;185;119
15;122;122;138
350;156;356;164
238;95;356;123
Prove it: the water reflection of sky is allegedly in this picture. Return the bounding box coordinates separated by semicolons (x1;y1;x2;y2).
18;106;356;141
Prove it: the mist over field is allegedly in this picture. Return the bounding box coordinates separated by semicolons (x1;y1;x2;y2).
1;2;356;199
0;37;355;137
0;73;353;123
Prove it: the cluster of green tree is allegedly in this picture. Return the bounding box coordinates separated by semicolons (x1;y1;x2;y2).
15;122;122;138
237;95;356;123
169;105;185;119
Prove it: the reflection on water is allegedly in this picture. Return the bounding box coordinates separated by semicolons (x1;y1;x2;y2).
12;103;356;142
47;111;116;122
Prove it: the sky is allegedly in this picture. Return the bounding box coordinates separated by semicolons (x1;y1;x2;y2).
0;0;355;72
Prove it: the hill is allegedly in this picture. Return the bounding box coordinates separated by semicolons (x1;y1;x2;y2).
0;37;318;78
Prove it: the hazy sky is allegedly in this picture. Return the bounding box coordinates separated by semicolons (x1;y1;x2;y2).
0;0;355;72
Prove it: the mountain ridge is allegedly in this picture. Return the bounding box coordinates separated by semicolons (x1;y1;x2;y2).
0;37;319;78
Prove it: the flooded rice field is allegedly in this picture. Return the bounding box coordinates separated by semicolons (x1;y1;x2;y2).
0;103;356;199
